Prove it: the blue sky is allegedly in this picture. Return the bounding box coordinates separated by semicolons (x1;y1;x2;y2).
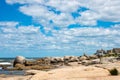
0;0;120;57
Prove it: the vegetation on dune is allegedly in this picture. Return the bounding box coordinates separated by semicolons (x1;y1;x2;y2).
109;68;119;76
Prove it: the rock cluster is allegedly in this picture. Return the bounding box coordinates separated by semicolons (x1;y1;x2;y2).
13;55;96;69
11;54;118;70
12;56;55;70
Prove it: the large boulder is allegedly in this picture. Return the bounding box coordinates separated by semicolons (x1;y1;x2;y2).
90;59;100;64
81;60;90;66
69;56;79;62
63;56;70;64
13;56;26;67
50;57;64;64
79;56;88;61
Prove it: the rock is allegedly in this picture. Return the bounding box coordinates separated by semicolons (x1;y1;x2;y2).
13;56;26;67
64;56;79;62
69;56;79;62
44;57;51;65
14;64;26;70
50;57;57;64
91;59;100;64
36;57;51;65
63;56;71;65
30;65;54;70
79;56;88;61
89;55;98;59
64;56;70;61
25;60;36;66
25;70;45;75
82;59;100;66
95;49;106;56
50;57;64;64
101;57;117;64
81;60;90;66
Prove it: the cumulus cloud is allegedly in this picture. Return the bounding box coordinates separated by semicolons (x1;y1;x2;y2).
49;26;120;51
79;0;120;22
6;0;120;27
2;0;120;54
0;21;120;53
0;22;41;50
76;10;100;26
18;25;40;34
6;0;45;4
0;21;19;27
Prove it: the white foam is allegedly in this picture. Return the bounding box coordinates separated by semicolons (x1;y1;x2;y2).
0;62;12;65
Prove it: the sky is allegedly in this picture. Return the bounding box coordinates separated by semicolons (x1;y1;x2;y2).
0;0;120;57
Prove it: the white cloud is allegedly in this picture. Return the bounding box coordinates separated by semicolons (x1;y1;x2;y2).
80;0;120;22
3;0;120;54
0;21;120;53
76;10;100;26
6;0;45;4
6;0;120;27
0;22;42;50
18;25;40;34
2;28;17;33
46;0;80;13
0;21;19;27
19;5;52;17
51;26;120;50
19;4;75;27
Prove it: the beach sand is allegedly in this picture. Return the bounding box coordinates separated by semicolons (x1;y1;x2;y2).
0;62;120;80
1;62;120;80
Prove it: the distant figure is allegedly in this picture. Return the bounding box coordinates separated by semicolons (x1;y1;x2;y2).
13;56;26;67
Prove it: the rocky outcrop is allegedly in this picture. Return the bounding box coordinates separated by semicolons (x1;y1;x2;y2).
89;55;98;59
113;48;120;54
50;57;64;64
12;56;56;70
12;54;119;70
95;49;106;57
78;56;88;61
13;56;26;67
64;56;79;62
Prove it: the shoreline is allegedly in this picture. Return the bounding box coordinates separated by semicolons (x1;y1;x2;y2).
0;63;119;80
1;61;120;80
1;55;120;80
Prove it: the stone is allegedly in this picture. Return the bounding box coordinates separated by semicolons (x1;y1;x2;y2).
14;64;25;70
89;55;98;59
13;56;26;67
25;70;46;75
79;56;88;61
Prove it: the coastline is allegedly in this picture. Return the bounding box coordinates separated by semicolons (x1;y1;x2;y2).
1;62;120;80
1;55;120;80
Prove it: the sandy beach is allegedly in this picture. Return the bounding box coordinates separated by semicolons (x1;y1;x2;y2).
1;61;120;80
